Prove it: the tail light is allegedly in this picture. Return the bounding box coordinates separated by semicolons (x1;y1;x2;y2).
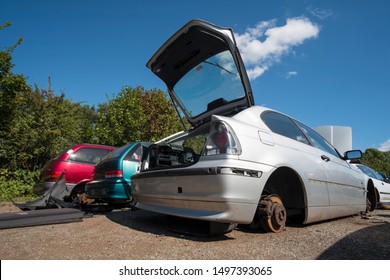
104;170;123;178
203;121;241;155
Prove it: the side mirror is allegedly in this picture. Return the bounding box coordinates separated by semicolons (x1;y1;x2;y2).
343;150;362;160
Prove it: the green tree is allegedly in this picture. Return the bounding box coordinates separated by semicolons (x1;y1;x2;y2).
361;148;390;176
0;22;30;149
140;87;183;141
95;86;181;147
0;22;41;198
1;22;99;172
3;85;97;170
0;22;183;200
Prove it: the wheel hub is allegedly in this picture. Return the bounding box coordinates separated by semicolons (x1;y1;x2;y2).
258;195;287;233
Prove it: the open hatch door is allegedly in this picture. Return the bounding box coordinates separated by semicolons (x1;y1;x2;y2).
147;19;254;128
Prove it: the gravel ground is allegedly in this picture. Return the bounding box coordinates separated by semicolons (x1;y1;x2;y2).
0;202;389;260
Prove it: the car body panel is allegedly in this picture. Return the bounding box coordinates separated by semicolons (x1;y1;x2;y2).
132;19;366;228
134;156;273;223
322;153;365;206
353;163;390;207
33;144;116;196
132;108;366;225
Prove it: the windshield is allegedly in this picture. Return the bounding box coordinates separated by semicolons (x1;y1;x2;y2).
173;50;246;118
356;164;380;179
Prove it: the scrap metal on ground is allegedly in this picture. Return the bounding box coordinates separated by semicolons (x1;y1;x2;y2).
0;172;84;229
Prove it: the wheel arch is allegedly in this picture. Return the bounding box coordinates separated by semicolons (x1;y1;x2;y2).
69;180;91;198
262;166;307;223
366;179;378;211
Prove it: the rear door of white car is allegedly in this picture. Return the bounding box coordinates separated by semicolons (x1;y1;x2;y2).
260;111;331;207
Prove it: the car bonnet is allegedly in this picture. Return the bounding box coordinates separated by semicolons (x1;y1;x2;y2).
146;19;254;128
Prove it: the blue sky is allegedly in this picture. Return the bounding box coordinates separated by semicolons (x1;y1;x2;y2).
1;0;389;152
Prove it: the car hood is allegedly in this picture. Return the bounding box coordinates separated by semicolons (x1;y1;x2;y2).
147;19;254;128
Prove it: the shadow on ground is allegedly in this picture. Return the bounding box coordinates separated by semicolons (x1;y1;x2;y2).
317;220;390;259
104;207;390;258
104;208;234;242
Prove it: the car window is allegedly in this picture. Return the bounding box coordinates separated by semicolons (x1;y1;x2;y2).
104;144;131;160
376;172;387;181
123;144;143;162
69;148;112;164
295;121;340;157
54;146;72;160
261;111;309;144
173;50;245;118
261;111;340;158
182;134;207;154
356;164;379;179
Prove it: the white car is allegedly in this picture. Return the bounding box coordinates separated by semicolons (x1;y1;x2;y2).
131;20;367;233
353;164;390;209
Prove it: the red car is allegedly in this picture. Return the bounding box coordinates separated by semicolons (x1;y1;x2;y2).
33;143;116;200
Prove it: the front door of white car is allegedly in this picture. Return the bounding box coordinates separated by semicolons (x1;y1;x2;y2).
295;121;365;206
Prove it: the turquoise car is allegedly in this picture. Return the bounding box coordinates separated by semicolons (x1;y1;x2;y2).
85;142;151;205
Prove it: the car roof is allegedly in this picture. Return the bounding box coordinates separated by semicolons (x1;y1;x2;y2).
71;143;116;150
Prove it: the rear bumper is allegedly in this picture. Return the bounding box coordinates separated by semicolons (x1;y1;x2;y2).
132;165;269;224
85;179;131;201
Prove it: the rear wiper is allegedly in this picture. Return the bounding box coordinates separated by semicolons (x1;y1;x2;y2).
203;60;236;75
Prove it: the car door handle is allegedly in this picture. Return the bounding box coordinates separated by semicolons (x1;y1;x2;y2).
321;155;330;162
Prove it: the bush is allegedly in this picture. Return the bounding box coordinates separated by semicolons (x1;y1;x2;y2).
0;168;39;201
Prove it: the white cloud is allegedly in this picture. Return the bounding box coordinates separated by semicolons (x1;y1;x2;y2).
247;66;268;80
307;7;333;20
379;139;390;152
287;71;298;78
235;17;320;80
